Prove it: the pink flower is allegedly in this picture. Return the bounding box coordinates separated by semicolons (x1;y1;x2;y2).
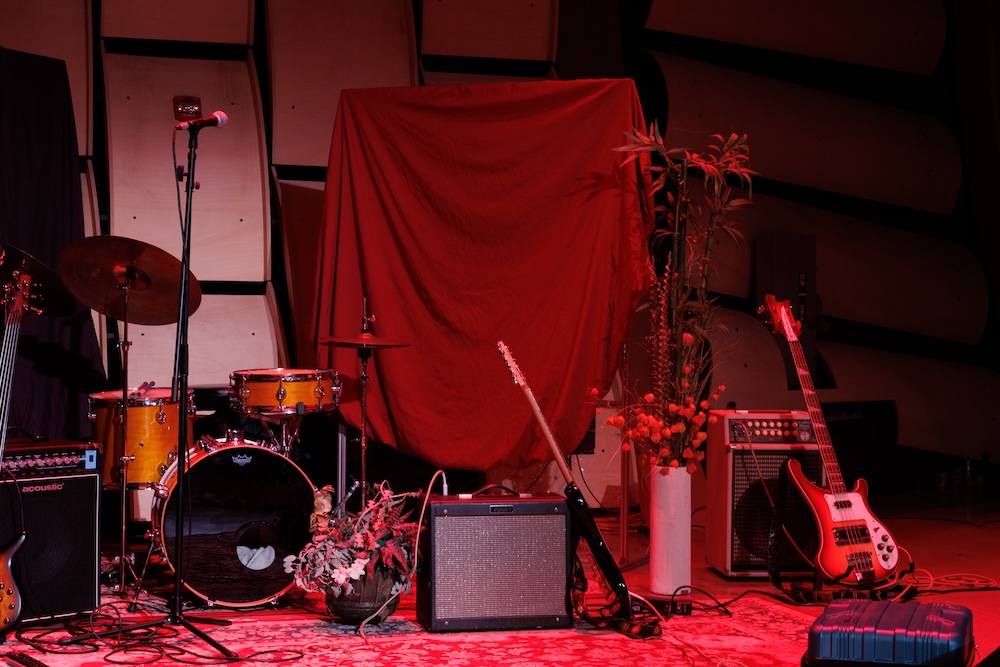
682;332;695;346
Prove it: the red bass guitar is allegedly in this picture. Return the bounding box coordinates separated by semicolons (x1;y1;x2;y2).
761;295;899;586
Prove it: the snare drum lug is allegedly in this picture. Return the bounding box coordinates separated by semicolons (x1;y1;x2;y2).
156;406;168;425
275;382;287;408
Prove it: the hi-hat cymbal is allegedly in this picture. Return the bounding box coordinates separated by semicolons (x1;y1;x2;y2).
57;235;202;325
0;243;75;317
319;332;409;349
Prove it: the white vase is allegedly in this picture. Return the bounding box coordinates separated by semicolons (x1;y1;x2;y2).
648;465;692;596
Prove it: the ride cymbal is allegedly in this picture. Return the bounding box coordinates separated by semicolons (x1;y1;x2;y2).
57;235;202;325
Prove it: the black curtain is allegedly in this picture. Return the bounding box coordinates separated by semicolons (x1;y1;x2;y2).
0;47;107;443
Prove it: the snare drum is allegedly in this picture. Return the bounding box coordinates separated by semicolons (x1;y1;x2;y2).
89;387;196;487
230;368;340;416
152;433;314;607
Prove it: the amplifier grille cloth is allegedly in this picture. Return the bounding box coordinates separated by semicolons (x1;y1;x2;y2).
730;449;823;571
432;514;567;618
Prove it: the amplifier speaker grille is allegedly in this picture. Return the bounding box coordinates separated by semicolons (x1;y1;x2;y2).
417;494;572;631
0;473;101;624
706;410;824;577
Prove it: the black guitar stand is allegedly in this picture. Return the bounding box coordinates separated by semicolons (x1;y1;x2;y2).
62;122;235;658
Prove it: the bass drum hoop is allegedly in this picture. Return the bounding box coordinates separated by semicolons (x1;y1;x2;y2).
152;439;315;608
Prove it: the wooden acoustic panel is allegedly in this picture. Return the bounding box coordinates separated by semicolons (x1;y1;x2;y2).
701;191;988;345
101;0;254;45
0;0;93;155
420;0;559;62
102;50;270;283
649;52;962;216
267;0;419;167
646;0;946;75
116;290;286;391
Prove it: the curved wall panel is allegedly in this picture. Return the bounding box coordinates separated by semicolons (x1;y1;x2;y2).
649;52;962;215
118;290;286;390
420;0;559;61
267;0;418;168
0;0;93;155
103;51;270;282
707;309;1000;463
81;163;108;375
645;0;947;75
703;192;989;345
101;0;253;44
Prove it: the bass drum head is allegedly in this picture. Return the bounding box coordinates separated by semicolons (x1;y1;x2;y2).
155;443;314;607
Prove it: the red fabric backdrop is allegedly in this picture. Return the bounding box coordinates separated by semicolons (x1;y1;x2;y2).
314;79;652;472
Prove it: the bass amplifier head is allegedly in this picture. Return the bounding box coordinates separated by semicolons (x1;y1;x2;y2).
705;410;824;577
416;492;572;632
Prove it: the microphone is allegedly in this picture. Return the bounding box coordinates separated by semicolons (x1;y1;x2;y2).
176;110;228;130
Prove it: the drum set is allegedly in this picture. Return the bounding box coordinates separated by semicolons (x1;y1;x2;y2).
55;235;405;609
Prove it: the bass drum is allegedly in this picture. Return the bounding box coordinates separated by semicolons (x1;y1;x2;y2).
152;436;315;607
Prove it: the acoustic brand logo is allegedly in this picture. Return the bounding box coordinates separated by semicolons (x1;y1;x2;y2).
21;481;65;493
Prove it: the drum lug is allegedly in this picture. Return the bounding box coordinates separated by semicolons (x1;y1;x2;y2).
156;406;168;425
275;382;287;408
152;483;169;499
199;435;221;453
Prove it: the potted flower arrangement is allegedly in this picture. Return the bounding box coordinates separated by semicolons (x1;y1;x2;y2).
609;127;754;594
283;480;419;625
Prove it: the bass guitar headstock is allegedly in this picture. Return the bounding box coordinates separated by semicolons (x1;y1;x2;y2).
759;294;800;342
496;340;525;386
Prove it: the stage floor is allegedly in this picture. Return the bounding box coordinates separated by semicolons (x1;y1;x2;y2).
3;485;998;666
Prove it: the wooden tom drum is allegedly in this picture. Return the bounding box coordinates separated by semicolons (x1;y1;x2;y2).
229;368;340;416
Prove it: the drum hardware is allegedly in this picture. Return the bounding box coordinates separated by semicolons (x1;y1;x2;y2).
319;299;408;509
59;234;202;602
58;126;231;657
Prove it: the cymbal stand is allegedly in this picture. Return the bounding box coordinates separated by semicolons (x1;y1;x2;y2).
355;304;375;505
108;273;141;594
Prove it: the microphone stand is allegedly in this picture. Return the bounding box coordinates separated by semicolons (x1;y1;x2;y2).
62;125;234;657
163;123;236;657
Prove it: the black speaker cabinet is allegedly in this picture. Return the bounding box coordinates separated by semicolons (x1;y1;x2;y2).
705;410;824;577
0;473;101;623
416;492;572;632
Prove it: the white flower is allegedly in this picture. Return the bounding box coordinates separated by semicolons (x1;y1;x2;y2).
347;558;369;580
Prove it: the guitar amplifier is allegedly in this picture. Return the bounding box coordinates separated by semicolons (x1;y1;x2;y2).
705;410;825;577
416;492;572;632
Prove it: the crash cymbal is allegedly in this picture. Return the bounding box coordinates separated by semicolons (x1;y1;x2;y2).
57;235;202;325
0;243;75;317
319;332;409;349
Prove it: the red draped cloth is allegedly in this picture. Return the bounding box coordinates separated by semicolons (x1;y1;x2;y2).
314;79;652;472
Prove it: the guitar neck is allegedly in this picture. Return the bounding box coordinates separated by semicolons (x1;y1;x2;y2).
515;382;574;485
785;336;847;494
0;318;20;461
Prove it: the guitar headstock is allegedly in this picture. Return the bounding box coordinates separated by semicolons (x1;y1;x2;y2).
497;340;525;386
2;271;41;320
759;294;800;342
